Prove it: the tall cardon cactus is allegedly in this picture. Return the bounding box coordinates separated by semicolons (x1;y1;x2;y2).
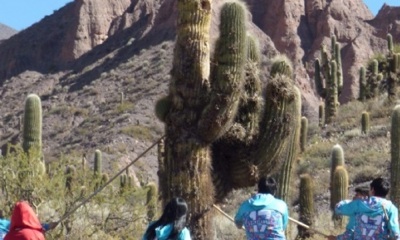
23;94;43;155
330;144;345;192
314;36;342;124
391;105;400;207
156;1;301;238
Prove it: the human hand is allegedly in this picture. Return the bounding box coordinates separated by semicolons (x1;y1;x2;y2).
46;221;59;230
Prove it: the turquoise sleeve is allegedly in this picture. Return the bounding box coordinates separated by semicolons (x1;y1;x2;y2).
180;227;192;240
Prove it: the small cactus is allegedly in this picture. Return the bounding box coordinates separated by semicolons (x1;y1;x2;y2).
318;104;325;127
94;149;102;176
331;166;349;227
300;117;308;152
361;111;370;134
330;144;345;194
388;33;394;54
297;174;314;239
146;182;158;222
22;94;43;155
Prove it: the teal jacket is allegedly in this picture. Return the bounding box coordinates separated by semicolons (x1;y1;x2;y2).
335;197;400;239
0;219;10;240
234;193;288;240
142;222;191;240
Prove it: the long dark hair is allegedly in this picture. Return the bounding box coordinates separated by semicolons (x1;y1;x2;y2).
144;197;188;240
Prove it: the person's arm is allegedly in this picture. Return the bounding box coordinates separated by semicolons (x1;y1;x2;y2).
234;202;246;229
180;227;192;240
282;203;289;230
42;222;58;231
335;200;358;216
388;205;400;238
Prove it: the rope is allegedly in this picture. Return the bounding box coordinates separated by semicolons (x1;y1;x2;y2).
55;135;165;225
212;204;329;238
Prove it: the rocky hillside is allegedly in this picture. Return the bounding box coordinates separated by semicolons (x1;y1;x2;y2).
0;0;399;183
0;23;17;41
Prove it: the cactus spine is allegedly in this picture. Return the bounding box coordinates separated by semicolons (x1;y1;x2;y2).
160;1;300;238
361;111;370;134
22;94;43;155
391;105;400;206
297;174;314;239
331;166;349;227
300;116;308;152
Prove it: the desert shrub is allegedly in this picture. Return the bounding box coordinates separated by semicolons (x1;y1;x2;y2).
120;125;153;141
0;145;149;239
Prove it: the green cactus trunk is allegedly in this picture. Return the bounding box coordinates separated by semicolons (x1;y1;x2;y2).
334;42;343;92
22;94;43;156
325;61;338;123
319;103;325;127
361;111;370;134
359;66;366;101
277;87;301;202
161;2;299;238
330;144;345;198
391;105;400;207
94;149;102;175
146;182;158;222
314;59;325;98
369;60;380;98
300;116;308;152
297;174;314;239
331;166;349;227
388;33;394;54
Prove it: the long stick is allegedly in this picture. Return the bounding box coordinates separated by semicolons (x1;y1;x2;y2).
56;135;165;224
212;204;329;237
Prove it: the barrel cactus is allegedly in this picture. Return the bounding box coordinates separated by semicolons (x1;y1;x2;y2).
157;1;301;238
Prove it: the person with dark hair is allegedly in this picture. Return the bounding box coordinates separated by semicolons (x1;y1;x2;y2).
328;177;400;240
328;184;370;240
142;197;191;240
234;176;288;239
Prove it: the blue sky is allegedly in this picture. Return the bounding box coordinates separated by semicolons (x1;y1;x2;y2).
0;0;398;31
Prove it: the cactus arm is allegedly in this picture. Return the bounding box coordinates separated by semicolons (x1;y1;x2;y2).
277;86;301;202
314;58;325;97
359;66;366;101
197;2;247;143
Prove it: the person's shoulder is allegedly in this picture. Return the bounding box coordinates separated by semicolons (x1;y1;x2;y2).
273;197;288;206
